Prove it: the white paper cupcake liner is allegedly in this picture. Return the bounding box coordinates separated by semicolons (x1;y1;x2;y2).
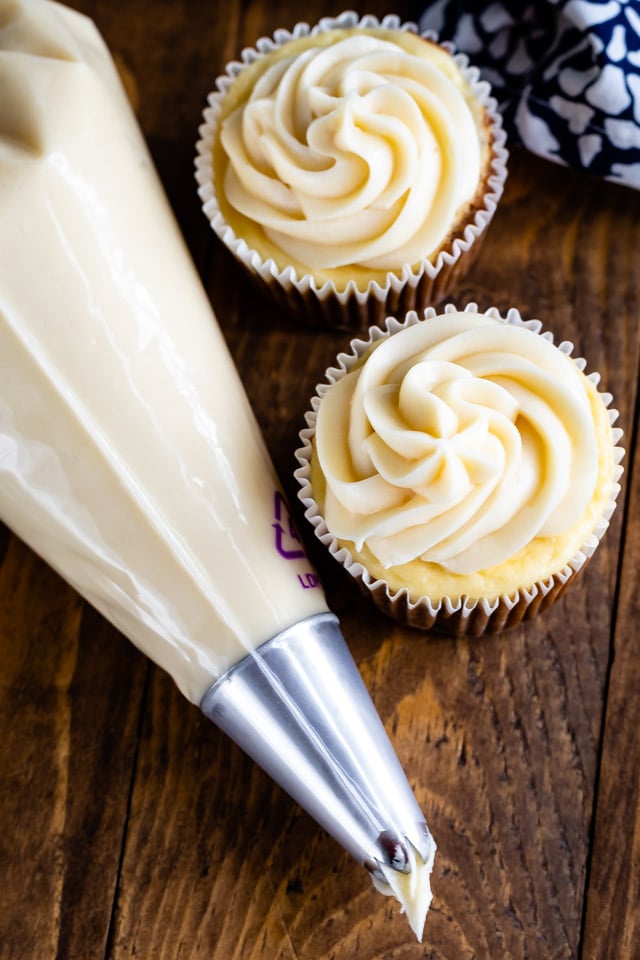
195;12;509;331
294;303;624;634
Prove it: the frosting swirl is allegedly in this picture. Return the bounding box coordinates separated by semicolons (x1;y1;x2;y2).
315;312;599;576
219;31;482;272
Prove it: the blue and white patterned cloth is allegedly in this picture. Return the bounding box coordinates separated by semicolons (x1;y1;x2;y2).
420;0;640;189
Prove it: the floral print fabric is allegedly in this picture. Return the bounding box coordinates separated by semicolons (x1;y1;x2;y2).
420;0;640;189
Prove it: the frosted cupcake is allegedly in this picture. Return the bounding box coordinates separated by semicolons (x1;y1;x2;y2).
295;304;624;634
195;12;508;330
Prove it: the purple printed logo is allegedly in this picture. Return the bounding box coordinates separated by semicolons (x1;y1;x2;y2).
272;491;320;590
273;491;306;560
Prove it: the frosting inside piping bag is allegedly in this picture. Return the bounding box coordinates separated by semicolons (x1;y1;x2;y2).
0;0;327;705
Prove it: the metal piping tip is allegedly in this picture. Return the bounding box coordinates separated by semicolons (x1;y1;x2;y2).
366;823;436;880
369;830;412;875
368;829;420;878
200;613;432;876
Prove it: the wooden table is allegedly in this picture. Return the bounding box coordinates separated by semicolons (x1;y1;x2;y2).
1;2;639;958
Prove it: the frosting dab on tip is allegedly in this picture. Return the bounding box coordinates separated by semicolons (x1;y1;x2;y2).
371;836;436;942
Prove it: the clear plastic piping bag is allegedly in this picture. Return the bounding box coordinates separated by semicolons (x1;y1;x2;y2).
0;1;435;935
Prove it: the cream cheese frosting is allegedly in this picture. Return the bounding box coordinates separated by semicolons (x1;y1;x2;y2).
313;310;616;598
217;29;484;275
372;838;436;942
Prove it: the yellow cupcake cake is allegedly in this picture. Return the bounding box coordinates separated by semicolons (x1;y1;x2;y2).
195;12;508;329
295;304;624;633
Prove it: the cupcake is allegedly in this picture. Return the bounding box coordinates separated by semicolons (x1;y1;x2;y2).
195;12;508;330
295;304;624;634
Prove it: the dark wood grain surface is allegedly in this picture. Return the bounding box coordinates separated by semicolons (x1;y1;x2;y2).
1;2;639;958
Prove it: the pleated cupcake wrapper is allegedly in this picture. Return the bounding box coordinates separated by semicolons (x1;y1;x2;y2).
294;303;624;635
195;12;509;331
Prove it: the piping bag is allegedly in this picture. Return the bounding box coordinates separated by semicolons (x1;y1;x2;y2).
0;0;436;938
